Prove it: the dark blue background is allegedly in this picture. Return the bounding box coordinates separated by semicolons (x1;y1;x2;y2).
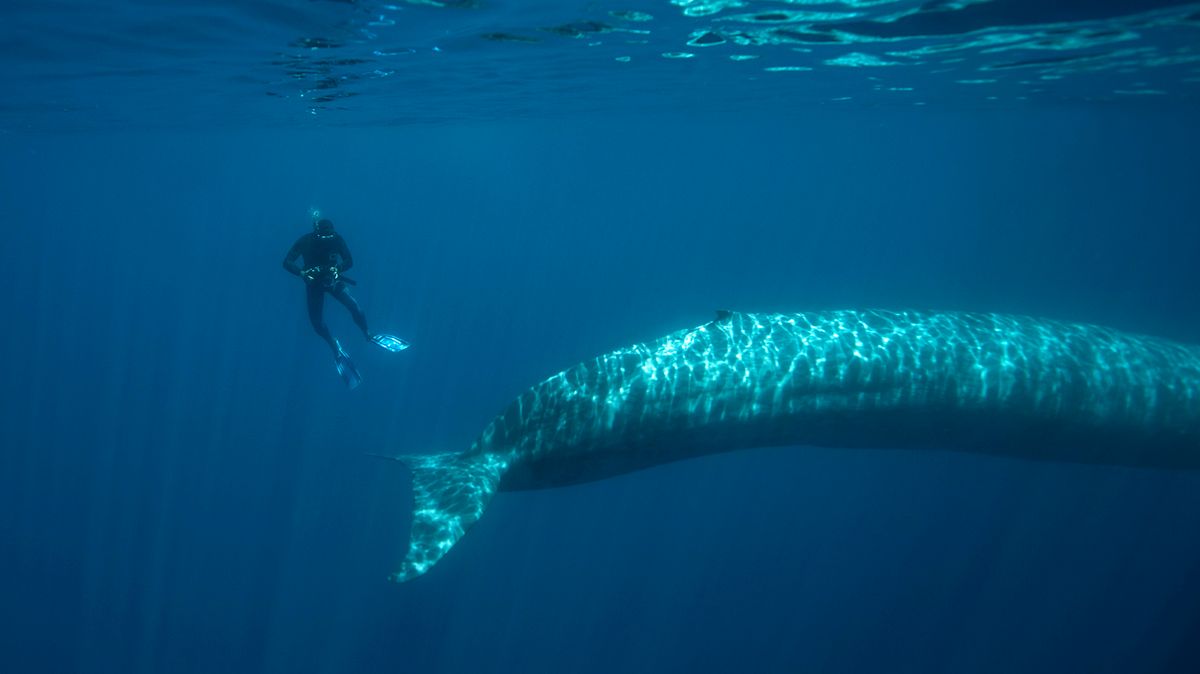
3;108;1200;673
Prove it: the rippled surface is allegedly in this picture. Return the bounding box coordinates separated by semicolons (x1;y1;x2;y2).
3;0;1199;130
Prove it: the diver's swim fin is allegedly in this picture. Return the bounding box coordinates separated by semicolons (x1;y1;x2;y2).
334;340;363;389
371;333;410;353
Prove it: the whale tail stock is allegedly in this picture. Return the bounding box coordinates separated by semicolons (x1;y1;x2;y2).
371;450;507;582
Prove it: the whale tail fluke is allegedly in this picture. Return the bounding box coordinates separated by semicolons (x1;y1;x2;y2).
382;451;507;582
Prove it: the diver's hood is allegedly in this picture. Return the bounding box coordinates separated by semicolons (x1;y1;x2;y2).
314;219;336;239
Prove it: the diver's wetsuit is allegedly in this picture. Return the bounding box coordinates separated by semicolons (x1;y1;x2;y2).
283;232;370;354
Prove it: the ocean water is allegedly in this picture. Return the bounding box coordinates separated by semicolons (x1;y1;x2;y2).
3;2;1200;673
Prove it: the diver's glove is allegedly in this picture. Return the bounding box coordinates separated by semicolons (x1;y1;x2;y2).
301;266;340;287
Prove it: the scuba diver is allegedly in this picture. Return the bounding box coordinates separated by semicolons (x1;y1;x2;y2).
283;213;409;388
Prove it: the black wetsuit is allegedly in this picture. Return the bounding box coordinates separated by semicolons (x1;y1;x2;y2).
283;232;370;354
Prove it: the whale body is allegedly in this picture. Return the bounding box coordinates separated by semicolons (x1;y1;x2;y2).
385;310;1200;581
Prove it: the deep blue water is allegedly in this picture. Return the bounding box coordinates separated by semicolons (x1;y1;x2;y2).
3;2;1200;674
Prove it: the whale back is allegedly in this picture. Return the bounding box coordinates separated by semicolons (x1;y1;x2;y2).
490;310;1200;488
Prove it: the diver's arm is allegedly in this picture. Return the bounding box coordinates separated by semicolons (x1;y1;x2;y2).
283;237;305;276
337;236;354;272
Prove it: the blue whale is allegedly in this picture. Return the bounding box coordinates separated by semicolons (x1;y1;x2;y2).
384;310;1200;581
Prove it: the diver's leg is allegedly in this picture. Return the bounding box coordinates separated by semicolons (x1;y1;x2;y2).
306;285;338;355
332;284;370;339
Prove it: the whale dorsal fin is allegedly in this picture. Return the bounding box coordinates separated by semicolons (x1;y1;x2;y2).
384;451;508;582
